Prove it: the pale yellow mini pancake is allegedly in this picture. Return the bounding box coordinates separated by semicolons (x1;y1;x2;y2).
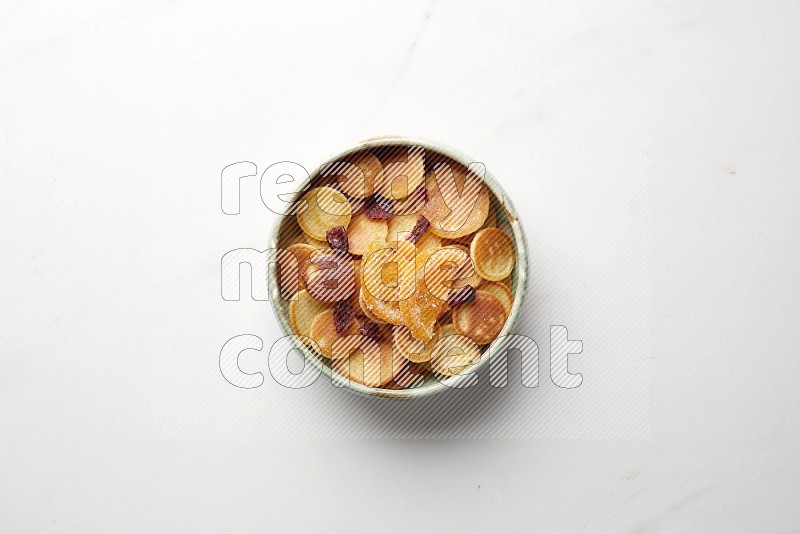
296;186;352;241
288;290;333;338
347;211;388;256
430;324;481;376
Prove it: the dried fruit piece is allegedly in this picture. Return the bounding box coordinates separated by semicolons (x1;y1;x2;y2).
326;225;349;252
333;300;355;334
358;292;388;324
399;248;447;342
452;290;506;345
447;284;476;309
358;320;383;342
406;215;430;244
364;194;394;220
360;239;415;324
470;227;515;281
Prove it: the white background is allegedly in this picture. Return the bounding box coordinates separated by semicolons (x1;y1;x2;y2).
2;0;800;531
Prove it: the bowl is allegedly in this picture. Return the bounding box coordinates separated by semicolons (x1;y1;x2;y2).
268;135;529;399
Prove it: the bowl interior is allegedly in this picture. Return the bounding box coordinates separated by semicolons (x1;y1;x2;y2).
269;137;528;399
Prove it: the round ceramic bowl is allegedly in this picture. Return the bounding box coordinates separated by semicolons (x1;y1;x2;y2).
268;135;529;399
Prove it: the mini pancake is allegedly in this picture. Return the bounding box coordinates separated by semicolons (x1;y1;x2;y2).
347;211;388;256
305;252;355;303
393;182;427;216
446;204;498;246
391;358;428;389
323;151;382;199
375;145;425;200
332;326;396;387
296;186;352;241
386;213;441;252
399;247;447;342
278;243;315;295
430;324;481;376
349;259;362;308
470;227;515;281
452;289;506;345
288;289;333;338
422;163;490;239
422;246;478;301
302;233;328;248
441;244;482;289
309;309;361;359
479;280;513;317
392;323;441;363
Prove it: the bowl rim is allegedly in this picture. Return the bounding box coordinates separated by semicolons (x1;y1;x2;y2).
268;135;529;399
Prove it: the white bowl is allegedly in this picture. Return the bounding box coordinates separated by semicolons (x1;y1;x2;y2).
268;135;529;399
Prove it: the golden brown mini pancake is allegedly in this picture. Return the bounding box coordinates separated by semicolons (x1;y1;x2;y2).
392;323;441;363
430;324;481;376
326;151;382;199
375;146;425;200
289;290;333;338
470;227;515;282
347;211;388;256
479;280;513;317
308;309;360;359
422;163;489;239
452;289;506;345
296;186;352;241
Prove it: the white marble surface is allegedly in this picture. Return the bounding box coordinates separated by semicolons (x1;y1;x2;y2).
2;0;800;531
